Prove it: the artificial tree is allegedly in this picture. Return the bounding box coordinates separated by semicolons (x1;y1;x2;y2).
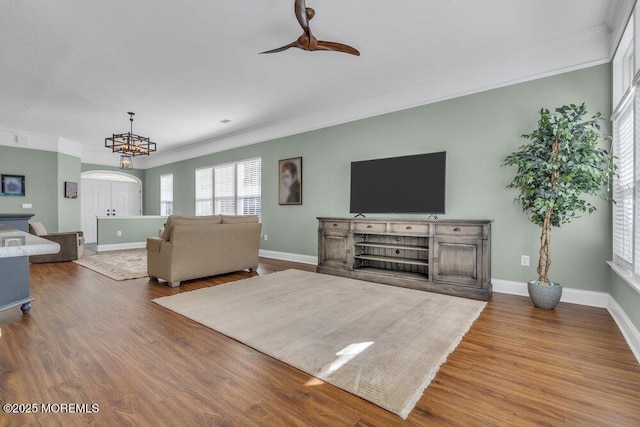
503;103;616;287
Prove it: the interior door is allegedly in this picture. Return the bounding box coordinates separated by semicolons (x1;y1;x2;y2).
81;179;110;243
111;181;141;216
81;176;142;243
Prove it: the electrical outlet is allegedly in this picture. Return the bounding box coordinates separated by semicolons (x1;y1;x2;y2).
264;234;268;241
521;255;530;267
22;203;32;209
117;230;122;237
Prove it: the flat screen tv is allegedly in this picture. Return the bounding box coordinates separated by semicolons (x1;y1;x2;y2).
350;151;446;214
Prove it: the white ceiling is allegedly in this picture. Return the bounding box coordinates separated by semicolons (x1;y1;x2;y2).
0;0;634;168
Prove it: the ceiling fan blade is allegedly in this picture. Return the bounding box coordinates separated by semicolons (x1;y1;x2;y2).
316;41;360;56
294;0;311;34
260;42;297;54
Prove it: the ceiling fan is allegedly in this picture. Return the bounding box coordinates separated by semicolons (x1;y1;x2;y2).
260;0;360;56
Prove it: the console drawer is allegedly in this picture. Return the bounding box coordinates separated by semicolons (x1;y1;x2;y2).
435;224;483;237
322;221;350;232
389;222;430;235
354;222;387;233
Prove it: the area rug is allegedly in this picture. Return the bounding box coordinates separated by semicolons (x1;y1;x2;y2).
152;269;486;418
74;249;147;281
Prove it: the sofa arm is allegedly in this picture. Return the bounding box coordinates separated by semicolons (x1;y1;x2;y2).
146;237;163;253
29;232;80;263
147;237;174;283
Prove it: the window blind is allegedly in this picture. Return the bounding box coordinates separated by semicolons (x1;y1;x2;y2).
237;158;262;217
634;93;640;276
195;167;213;216
160;174;173;216
214;163;237;215
613;93;634;267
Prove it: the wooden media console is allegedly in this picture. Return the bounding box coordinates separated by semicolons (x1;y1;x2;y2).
317;217;492;300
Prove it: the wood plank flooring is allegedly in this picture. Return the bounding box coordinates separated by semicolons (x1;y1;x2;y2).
0;258;639;426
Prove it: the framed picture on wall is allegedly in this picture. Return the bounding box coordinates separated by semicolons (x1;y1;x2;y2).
65;181;78;199
279;157;302;205
1;174;25;196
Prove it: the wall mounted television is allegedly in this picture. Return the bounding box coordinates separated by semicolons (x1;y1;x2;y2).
350;151;446;215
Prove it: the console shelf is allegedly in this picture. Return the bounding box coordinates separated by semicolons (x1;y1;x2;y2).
355;267;429;281
354;254;429;266
353;242;429;251
317;217;492;300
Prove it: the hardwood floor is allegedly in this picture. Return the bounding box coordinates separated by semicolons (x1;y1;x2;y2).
1;258;639;426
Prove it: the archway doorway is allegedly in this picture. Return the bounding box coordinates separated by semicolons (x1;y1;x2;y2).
81;171;142;243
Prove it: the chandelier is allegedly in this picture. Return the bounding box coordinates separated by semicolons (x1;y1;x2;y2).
105;112;157;169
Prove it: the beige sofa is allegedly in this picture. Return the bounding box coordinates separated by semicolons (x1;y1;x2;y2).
146;214;261;287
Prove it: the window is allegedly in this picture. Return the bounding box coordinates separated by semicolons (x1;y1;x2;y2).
237;158;262;217
160;174;173;216
623;42;635;91
213;158;261;219
611;13;640;290
195;168;213;215
214;163;236;215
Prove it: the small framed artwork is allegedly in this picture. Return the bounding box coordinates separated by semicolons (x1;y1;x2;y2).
65;181;78;199
279;157;302;205
1;174;25;196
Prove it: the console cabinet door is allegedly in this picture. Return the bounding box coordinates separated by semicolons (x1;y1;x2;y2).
432;236;483;287
318;232;351;269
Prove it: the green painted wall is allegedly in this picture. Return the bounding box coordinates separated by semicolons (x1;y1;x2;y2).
144;64;613;293
57;153;81;231
0;147;82;232
0;146;60;231
97;216;167;245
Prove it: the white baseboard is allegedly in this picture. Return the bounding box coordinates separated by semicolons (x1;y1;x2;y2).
491;278;530;297
259;249;318;265
606;296;640;363
96;242;146;252
491;278;609;308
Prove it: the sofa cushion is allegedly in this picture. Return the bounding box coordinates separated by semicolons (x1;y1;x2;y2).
29;222;48;236
220;215;259;224
161;215;222;241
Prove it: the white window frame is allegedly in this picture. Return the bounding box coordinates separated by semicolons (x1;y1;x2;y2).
160;173;173;216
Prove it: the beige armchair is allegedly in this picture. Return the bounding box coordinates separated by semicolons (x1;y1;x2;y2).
28;222;85;263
